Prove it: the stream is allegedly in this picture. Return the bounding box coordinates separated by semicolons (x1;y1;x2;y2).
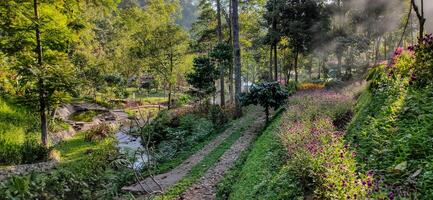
115;124;150;169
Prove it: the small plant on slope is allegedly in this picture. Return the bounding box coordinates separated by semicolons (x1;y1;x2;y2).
241;82;288;122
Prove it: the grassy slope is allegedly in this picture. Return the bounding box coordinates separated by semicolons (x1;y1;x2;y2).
0;96;37;145
222;112;302;200
347;86;433;197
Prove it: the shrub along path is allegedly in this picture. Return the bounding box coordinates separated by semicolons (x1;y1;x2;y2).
122;106;266;196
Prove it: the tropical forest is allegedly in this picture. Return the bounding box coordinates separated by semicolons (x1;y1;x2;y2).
0;0;432;199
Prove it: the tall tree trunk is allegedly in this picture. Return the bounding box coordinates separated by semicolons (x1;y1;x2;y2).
308;56;313;80
168;50;174;110
411;0;425;40
228;0;234;104
410;10;414;45
287;62;292;83
274;44;278;81
374;36;381;66
232;0;242;118
337;53;342;78
269;45;273;81
216;0;225;107
318;57;322;80
384;36;387;60
294;49;299;83
34;0;48;148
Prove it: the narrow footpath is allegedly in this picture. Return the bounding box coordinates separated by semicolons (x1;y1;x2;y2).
122;107;266;196
176;114;266;200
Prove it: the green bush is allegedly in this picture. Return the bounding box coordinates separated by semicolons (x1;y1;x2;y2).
242;82;288;122
411;34;433;86
286;81;298;95
21;138;49;164
207;105;229;126
324;79;345;90
0;138;48;165
0;138;22;165
0;139;134;199
277;92;369;199
154;114;214;162
84;123;113;142
172;94;192;107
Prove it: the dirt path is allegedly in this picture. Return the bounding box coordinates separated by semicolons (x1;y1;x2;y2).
121;107;261;194
175;115;266;200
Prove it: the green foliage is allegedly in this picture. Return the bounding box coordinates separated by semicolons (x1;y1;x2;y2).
172;93;192;107
207;105;230;126
209;43;233;67
347;85;433;198
347;47;433;197
84;123;113;142
187;56;219;98
0;136;49;165
279;0;328;54
69;110;107;122
411;34;433;87
285;81;298;95
0;133;135;199
324;79;345;90
20;138;50;164
224;115;302;200
242;82;288;121
154;114;214;162
0;96;50;165
154;115;256;200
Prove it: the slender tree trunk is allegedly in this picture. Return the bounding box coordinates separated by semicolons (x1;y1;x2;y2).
337;54;342;78
216;0;225;107
294;49;299;83
232;0;242;117
384;36;387;60
287;63;291;83
228;0;234;104
168;50;174;110
269;45;273;81
34;0;48;148
318;58;322;80
274;44;278;81
308;56;312;80
411;0;425;40
374;36;381;65
410;10;414;45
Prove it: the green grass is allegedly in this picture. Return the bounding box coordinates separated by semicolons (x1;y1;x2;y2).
54;132;113;164
69;110;107;122
124;107;159;119
225;114;293;200
347;85;433;197
0;96;37;145
216;110;287;200
153;115;257;200
126;88;167;105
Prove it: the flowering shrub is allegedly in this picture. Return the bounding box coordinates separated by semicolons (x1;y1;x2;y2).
279;91;371;199
411;33;433;86
298;82;325;91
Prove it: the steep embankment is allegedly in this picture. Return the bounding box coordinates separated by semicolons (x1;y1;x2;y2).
347;85;433;198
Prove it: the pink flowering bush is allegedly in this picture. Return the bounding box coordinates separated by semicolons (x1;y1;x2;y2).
279;91;372;199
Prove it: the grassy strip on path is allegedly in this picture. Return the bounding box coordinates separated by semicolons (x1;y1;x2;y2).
152;114;258;200
142;107;257;177
219;111;295;200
